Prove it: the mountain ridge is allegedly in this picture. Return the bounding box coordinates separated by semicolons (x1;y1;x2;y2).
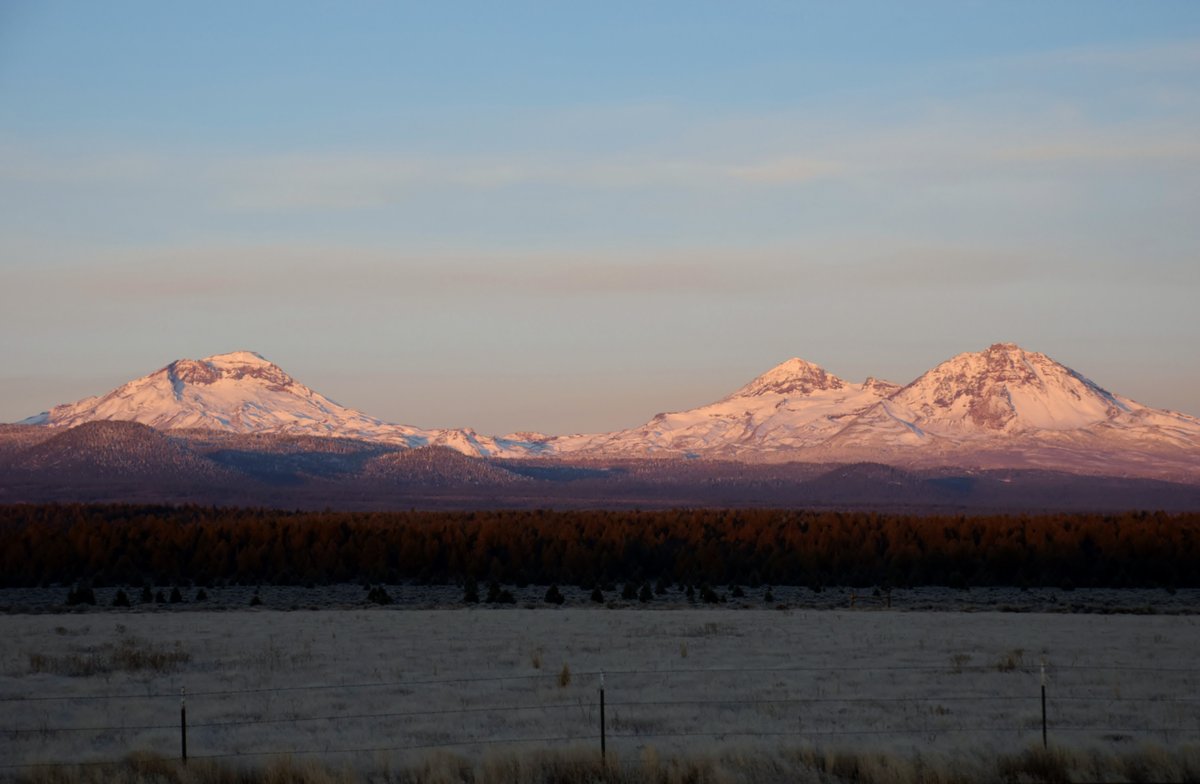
13;344;1200;481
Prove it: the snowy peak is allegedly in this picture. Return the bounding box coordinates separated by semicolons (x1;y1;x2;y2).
27;351;366;436
20;350;545;459
205;350;272;366
888;343;1130;433
730;358;847;398
862;377;901;396
549;355;889;458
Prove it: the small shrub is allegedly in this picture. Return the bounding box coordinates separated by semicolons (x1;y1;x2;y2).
621;582;637;601
685;584;696;603
486;582;516;604
679;642;688;658
169;587;183;604
655;576;669;595
463;577;480;604
154;590;166;604
140;585;153;604
249;592;263;606
557;664;571;688
730;584;745;598
638;583;652;603
111;589;130;608
950;653;972;674
544;585;565;605
66;585;96;606
367;586;392;605
590;586;605;603
764;586;775;603
195;588;208;602
530;649;543;669
699;584;720;604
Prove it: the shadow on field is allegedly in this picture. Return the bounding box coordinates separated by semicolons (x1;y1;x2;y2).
12;744;1200;784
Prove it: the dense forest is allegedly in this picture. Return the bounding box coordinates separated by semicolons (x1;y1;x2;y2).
1;504;1197;589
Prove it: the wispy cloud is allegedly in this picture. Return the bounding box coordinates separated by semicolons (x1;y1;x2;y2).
208;153;841;210
7;115;1196;217
1004;38;1200;72
0;143;843;212
2;240;1126;310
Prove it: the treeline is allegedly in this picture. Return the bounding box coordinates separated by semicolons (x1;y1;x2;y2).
0;504;1197;589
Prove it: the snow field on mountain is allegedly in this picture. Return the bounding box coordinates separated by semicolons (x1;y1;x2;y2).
2;609;1197;771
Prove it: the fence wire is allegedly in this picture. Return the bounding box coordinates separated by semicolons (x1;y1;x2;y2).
3;664;1198;771
8;661;1197;704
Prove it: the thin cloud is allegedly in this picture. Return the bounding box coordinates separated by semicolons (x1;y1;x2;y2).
210;154;839;211
12;246;786;301
989;138;1200;165
4;242;1125;308
0;144;839;212
1005;38;1200;72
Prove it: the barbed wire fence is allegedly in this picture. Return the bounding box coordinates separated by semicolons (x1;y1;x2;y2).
2;662;1198;772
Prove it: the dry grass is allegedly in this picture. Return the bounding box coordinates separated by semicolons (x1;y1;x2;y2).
12;752;354;784
11;744;1200;784
996;648;1025;673
26;637;190;677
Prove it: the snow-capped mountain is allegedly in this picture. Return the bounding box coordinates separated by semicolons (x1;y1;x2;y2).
549;358;897;458
550;344;1200;480
818;344;1200;467
13;344;1200;480
887;343;1135;434
20;351;538;458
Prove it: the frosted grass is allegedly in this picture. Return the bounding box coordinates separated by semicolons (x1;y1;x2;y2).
1;608;1197;772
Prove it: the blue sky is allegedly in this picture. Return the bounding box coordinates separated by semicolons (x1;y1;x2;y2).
2;1;1199;434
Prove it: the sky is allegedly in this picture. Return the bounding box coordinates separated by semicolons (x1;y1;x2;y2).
1;1;1198;435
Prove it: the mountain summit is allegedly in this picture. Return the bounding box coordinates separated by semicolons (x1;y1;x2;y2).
24;351;382;436
19;351;535;457
730;358;847;398
886;343;1132;433
549;356;894;458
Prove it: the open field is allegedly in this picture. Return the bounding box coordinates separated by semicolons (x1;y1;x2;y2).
2;608;1198;780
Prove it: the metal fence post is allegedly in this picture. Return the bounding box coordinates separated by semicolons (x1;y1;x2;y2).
181;686;188;764
1040;661;1047;749
600;671;606;762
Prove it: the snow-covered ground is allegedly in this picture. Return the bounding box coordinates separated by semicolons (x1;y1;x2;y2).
2;608;1197;773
